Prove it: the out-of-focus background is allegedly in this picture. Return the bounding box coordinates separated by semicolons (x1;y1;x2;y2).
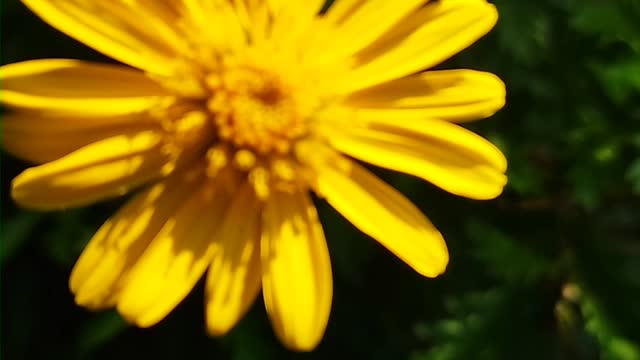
2;1;640;359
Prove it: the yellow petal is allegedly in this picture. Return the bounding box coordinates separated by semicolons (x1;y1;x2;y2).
180;1;247;50
1;112;158;163
307;0;425;65
269;0;324;16
231;0;324;45
322;116;507;200
230;0;270;41
335;0;499;93
268;0;324;49
116;174;234;327
70;173;200;309
11;130;170;210
322;0;369;22
344;69;506;123
205;184;262;336
262;190;333;351
21;1;186;75
1;59;170;115
298;144;448;278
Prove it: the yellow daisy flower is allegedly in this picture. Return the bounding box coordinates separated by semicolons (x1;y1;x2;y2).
1;0;507;351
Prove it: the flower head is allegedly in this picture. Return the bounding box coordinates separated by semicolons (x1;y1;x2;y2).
2;0;506;351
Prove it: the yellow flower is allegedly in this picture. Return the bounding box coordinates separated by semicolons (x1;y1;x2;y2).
1;0;507;351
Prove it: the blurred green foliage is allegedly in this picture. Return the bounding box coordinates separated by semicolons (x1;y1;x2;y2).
2;0;640;359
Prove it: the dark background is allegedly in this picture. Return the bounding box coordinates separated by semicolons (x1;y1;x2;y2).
2;1;640;359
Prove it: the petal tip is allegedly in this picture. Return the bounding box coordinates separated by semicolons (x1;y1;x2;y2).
485;2;500;27
204;308;241;338
413;233;449;278
116;301;157;328
280;333;325;353
10;171;39;209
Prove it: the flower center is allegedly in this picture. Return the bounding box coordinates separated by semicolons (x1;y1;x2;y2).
206;63;309;155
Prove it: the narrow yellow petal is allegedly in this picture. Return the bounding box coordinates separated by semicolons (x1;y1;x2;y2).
308;0;425;65
335;0;498;93
21;0;186;75
322;0;367;23
298;144;448;278
1;59;169;115
344;69;506;122
269;0;324;25
11;130;170;210
70;173;200;309
181;0;247;50
268;0;324;49
233;0;270;41
116;174;234;327
1;112;158;164
205;184;262;336
320;116;507;200
262;190;333;351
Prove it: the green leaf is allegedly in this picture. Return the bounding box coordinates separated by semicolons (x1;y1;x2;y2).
581;294;640;360
591;56;640;104
465;221;551;284
626;158;640;195
575;226;640;346
74;311;129;358
41;209;97;267
1;211;45;261
412;288;560;360
569;1;640;52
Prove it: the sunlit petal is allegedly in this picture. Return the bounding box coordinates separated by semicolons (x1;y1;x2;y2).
70;173;201;309
262;190;333;351
205;184;262;336
298;144;448;278
117;174;234;327
334;0;498;93
11;131;171;210
344;69;506;123
20;0;190;75
321;116;507;199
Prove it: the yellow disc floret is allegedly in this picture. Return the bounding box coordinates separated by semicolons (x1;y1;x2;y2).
206;61;310;155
